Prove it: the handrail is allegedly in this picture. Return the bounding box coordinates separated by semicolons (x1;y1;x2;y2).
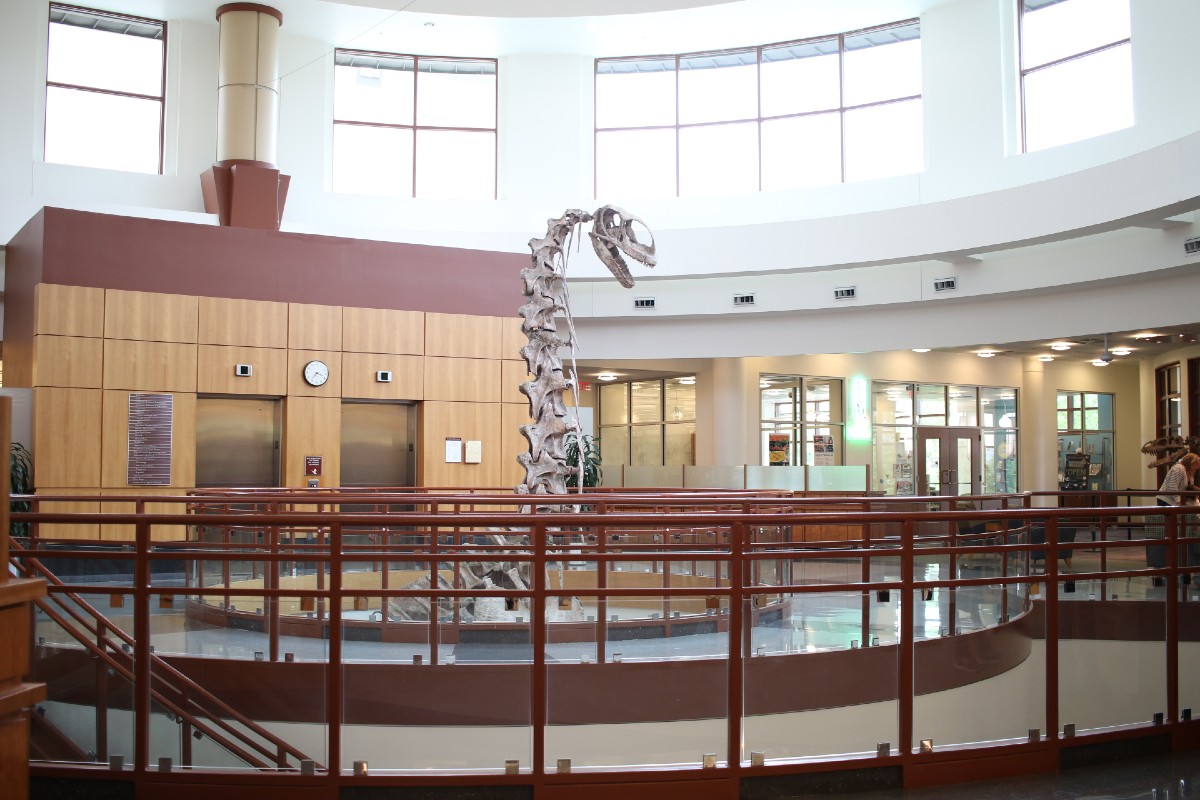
14;491;1200;791
12;537;317;770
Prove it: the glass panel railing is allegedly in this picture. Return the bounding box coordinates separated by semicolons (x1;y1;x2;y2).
913;581;1044;751
807;465;868;492
745;589;898;760
1057;573;1166;736
546;592;729;771
745;465;805;491
683;466;745;489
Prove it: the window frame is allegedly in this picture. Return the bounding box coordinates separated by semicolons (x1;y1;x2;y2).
759;374;845;467
1016;0;1132;153
597;377;697;468
332;48;499;199
45;2;167;174
594;18;921;198
1056;390;1116;492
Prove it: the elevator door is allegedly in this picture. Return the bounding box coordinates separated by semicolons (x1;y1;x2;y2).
195;397;281;487
917;427;980;496
340;402;415;488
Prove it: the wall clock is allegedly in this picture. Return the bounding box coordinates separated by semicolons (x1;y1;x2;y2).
303;359;329;386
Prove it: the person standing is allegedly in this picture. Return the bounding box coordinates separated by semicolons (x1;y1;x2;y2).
1157;453;1200;507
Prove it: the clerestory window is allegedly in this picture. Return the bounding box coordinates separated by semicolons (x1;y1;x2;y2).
332;50;497;199
1018;0;1133;152
595;19;922;199
45;3;166;174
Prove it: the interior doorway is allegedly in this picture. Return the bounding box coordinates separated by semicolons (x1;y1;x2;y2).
195;396;281;488
917;427;979;496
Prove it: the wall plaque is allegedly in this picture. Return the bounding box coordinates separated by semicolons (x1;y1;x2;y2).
127;393;173;486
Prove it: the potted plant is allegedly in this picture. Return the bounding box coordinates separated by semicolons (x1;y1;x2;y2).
10;442;32;536
564;433;602;490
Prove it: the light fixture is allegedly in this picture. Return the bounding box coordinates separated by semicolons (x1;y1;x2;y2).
1094;332;1114;366
596;372;618;382
1134;332;1160;340
1037;355;1054;362
1110;347;1132;356
976;351;997;358
671;406;683;421
1049;342;1072;351
911;348;930;353
759;380;771;389
678;376;696;385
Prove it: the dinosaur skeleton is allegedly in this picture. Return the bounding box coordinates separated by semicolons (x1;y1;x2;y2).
517;206;656;496
1142;435;1200;469
389;207;655;625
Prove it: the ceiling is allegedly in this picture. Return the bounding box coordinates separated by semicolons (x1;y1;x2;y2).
925;323;1200;363
117;0;949;59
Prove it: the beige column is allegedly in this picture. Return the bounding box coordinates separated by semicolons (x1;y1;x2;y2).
709;357;755;467
200;4;290;229
1020;356;1057;505
215;3;281;164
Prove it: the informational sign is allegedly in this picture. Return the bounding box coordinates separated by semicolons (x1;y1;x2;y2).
812;434;835;466
893;458;914;495
464;440;482;464
127;393;173;486
445;437;463;463
768;433;790;466
305;456;323;476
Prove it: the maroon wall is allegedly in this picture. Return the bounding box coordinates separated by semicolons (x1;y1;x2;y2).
20;207;526;317
3;209;46;388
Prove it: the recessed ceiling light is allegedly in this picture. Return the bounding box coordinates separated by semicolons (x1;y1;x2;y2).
678;376;696;385
1037;355;1054;362
1133;332;1159;340
1091;359;1110;367
977;351;997;358
1110;347;1132;356
1049;343;1072;351
1000;393;1015;399
597;372;618;381
423;21;435;27
911;348;931;353
759;380;771;389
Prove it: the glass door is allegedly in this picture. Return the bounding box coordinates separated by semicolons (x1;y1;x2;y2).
917;428;980;496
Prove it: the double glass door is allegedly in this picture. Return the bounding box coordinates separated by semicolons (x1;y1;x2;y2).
917;427;980;496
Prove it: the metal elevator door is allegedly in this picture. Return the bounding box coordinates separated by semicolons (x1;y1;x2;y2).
340;402;416;488
195;397;281;488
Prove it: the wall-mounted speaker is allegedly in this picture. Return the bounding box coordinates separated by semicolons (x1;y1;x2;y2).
376;370;393;383
235;364;252;377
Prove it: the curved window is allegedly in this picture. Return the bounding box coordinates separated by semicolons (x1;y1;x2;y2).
1019;0;1133;152
333;50;497;199
595;20;921;198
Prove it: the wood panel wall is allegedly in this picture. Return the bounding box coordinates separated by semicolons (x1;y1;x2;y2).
24;285;531;539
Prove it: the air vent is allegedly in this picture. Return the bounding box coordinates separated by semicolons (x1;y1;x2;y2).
733;293;756;306
833;286;857;300
933;276;958;292
1186;237;1200;256
633;297;656;310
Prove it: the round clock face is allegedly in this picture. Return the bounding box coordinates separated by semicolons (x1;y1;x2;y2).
303;360;329;386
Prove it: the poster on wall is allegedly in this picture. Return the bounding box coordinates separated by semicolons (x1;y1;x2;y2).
893;458;914;495
812;434;835;466
127;393;173;486
768;433;790;466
